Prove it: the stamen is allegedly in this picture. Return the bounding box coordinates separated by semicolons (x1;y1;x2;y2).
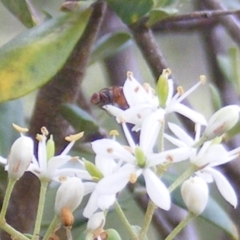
162;68;171;77
109;130;119;136
58;176;67;182
129;173;137;183
65;132;84;142
118;116;126;124
200;75;206;84
177;86;184;95
127;71;133;80
70;156;79;161
12;123;28;133
41;126;49;136
36;134;43;141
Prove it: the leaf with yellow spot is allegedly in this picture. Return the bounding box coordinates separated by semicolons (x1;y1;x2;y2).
0;9;91;103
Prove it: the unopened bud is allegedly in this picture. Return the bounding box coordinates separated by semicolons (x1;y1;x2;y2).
55;177;84;216
87;211;106;232
8;136;34;180
181;176;209;216
203;105;240;140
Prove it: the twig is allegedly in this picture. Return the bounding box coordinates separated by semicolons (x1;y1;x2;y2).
29;0;107;152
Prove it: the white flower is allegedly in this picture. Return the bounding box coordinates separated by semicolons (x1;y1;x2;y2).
87;114;193;216
203;105;240;140
7;135;34;180
165;122;239;208
104;71;206;131
54;177;84;215
28;128;84;182
181;176;209;216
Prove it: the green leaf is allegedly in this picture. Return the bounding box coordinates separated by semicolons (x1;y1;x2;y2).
90;32;132;64
0;100;25;156
0;9;91;103
107;0;154;24
163;173;238;240
60;104;100;136
147;8;178;26
209;83;222;111
0;0;36;27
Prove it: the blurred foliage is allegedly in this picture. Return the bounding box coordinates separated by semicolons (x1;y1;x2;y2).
0;0;239;239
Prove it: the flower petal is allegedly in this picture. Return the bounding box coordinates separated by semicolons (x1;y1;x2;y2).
140;108;165;153
204;168;237;208
92;139;135;163
83;190;99;218
148;147;192;167
96;164;135;195
169;103;207;125
143;168;170;210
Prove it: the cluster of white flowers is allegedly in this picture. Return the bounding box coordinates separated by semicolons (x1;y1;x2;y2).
1;69;240;239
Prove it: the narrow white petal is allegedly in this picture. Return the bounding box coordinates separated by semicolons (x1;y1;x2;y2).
103;105;124;119
204;168;237;208
83;182;97;195
54;168;92;180
0;156;7;165
143;168;170;210
38;137;47;171
169;103;207;126
95;155;118;177
122;122;136;150
97;194;116;210
92;139;135;163
83;190;99;218
164;134;188;148
148;147;192;167
140;109;165;153
123;75;156;106
167;122;194;146
96;164;135;195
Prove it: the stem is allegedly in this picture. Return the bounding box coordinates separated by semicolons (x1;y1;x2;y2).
168;165;197;193
0;177;16;219
164;213;195;240
0;220;30;240
32;179;49;240
139;200;157;240
42;215;60;240
192;135;208;148
114;201;138;240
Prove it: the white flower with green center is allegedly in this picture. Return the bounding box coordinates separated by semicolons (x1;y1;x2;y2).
104;70;207;131
27;127;84;182
86;113;193;217
165;122;239;208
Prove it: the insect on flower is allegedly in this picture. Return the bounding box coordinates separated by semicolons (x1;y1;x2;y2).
91;86;129;110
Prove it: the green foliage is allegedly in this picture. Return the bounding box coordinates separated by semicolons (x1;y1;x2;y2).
106;0;154;24
209;83;222;111
147;8;178;26
90;32;132;65
0;100;24;156
60;104;100;137
0;0;36;27
0;9;91;103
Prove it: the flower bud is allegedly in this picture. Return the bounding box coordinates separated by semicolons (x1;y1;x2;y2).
54;177;84;216
87;211;106;232
8;136;34;180
181;176;209;216
203;105;240;140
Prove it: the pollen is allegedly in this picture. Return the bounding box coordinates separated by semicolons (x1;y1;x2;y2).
177;86;184;95
127;71;133;80
65;132;84;142
12;123;28;133
41;126;49;136
129;173;137;183
109;130;119;136
200;75;206;84
36;134;43;141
